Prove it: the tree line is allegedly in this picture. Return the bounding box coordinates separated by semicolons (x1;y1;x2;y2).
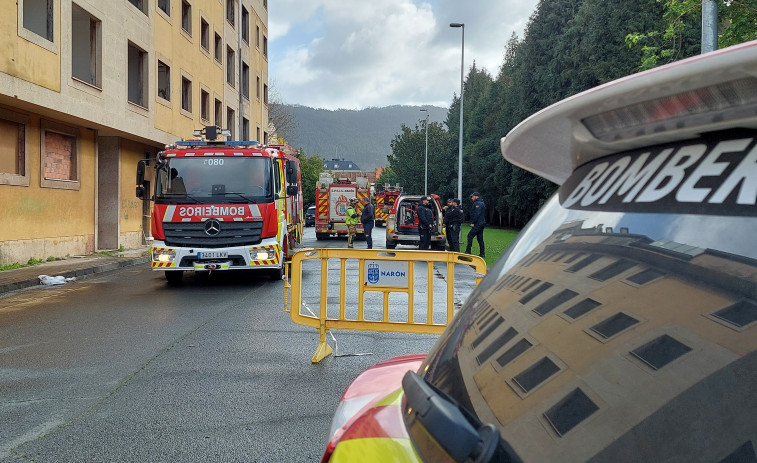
378;0;754;228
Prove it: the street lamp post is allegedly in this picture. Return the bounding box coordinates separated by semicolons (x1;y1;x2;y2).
420;109;429;195
450;23;464;203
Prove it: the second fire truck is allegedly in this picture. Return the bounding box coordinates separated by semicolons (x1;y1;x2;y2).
315;173;371;240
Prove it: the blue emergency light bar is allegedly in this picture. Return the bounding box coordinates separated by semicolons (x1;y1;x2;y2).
175;140;260;148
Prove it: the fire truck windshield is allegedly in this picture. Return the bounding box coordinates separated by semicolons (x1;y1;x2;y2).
157;157;272;202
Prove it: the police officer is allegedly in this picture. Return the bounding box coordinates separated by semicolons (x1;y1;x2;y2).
360;197;375;249
443;198;464;252
346;197;359;248
465;192;486;258
417;196;434;250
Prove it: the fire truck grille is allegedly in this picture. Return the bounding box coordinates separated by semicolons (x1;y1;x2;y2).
162;221;264;248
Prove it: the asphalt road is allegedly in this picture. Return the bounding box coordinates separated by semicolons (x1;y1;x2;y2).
0;225;473;462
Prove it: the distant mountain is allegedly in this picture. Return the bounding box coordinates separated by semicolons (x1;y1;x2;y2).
284;104;448;171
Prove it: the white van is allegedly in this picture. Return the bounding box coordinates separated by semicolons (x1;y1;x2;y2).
385;194;446;250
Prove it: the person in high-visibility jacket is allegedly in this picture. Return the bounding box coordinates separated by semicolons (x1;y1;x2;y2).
345;197;359;248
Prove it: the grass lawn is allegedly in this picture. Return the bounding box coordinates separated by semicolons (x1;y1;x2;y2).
459;225;520;268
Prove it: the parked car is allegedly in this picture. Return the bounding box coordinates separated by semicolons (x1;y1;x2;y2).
305;205;316;227
322;41;757;463
385;194;446;250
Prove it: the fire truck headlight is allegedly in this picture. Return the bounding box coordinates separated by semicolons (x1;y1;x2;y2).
153;249;177;263
254;249;276;260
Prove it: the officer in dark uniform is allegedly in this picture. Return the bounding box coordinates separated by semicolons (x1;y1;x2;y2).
443;198;464;252
417;196;434;250
465;192;486;258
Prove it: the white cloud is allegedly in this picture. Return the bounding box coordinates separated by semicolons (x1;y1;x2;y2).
270;0;539;109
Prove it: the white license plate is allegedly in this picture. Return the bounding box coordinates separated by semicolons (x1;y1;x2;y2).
197;251;228;259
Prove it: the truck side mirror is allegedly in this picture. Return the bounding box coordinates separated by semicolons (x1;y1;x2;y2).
286;185;299;197
285;160;298;184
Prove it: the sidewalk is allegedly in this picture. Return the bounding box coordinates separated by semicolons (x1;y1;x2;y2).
0;247;150;296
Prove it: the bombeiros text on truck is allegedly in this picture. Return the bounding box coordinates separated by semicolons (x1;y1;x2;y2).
136;126;303;284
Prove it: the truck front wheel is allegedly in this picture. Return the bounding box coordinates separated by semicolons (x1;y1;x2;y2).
165;270;184;285
269;264;284;280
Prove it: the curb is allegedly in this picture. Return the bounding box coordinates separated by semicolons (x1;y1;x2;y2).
0;256;149;296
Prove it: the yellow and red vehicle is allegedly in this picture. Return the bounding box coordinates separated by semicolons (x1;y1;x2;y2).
374;184;402;226
136;126;303;284
315;173;371;240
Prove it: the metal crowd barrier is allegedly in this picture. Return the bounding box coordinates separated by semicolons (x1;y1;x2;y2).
285;249;487;362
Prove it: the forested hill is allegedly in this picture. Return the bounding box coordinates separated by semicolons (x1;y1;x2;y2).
285;104;447;171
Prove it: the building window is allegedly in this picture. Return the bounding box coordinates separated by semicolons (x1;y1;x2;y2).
214;32;222;63
263;0;267;9
256;127;261;142
226;46;235;86
242;7;249;43
0;109;30;187
256;25;260;48
128;0;148;15
263;131;268;145
630;335;692;371
227;107;235;140
243;118;249;140
242;62;249;99
199;89;209;121
127;42;147;108
226;0;235;26
544;388;599;437
23;0;54;42
157;60;170;101
200;18;209;51
263;35;268;59
71;5;101;88
214;98;223;128
181;0;192;35
40;120;80;190
256;76;261;100
263;83;268;104
181;75;192;113
158;0;170;16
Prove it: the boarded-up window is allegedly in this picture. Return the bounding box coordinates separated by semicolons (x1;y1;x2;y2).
44;132;75;180
40;120;79;190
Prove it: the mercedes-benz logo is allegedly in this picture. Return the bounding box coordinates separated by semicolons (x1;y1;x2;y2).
204;219;222;236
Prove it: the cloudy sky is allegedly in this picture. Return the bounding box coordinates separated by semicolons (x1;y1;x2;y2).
269;0;540;110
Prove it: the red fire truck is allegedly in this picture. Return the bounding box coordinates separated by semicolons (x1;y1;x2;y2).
136;126;303;284
315;173;371;240
373;184;402;227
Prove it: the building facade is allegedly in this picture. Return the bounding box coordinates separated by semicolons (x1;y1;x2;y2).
0;0;269;265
